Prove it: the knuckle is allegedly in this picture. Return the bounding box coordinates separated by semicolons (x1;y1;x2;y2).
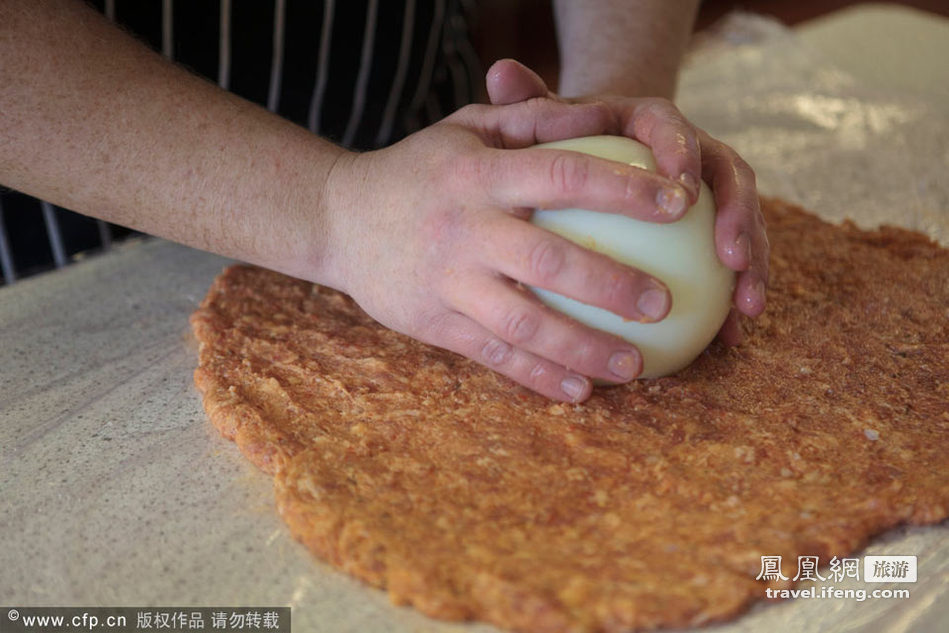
500;306;540;345
739;160;756;185
421;204;465;253
459;103;485;117
568;338;597;370
587;98;613;118
600;269;633;308
447;150;484;186
443;145;495;191
522;95;549;117
639;97;678;120
622;169;645;203
523;98;559;139
481;337;514;367
528;238;566;283
549;152;590;197
729;152;756;185
576;99;614;129
410;308;452;342
450;103;486;125
638;96;664;112
527;361;551;388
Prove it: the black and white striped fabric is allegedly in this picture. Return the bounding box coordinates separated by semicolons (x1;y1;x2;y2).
0;0;481;285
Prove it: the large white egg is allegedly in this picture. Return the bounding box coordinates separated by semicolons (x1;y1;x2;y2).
529;135;734;378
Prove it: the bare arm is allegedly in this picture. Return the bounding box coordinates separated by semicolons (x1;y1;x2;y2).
3;0;709;401
553;0;700;98
0;0;344;284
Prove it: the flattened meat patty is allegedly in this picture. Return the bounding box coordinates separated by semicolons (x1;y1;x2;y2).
191;198;949;632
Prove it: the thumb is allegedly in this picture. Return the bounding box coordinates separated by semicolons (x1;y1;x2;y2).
485;58;552;105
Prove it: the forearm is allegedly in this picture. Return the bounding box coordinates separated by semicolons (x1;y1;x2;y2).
553;0;699;99
0;0;346;285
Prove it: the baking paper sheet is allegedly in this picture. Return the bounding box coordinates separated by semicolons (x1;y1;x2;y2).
1;12;946;633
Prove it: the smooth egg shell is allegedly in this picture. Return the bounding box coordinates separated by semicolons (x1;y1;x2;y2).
529;135;735;378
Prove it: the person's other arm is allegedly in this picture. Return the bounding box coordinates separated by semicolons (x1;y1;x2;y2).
554;0;699;99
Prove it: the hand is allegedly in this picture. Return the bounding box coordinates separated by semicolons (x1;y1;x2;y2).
486;59;770;345
322;96;701;402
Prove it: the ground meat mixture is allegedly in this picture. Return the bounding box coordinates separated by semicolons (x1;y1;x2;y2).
191;198;948;633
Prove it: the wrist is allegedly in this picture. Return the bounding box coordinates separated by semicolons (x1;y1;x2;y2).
244;130;353;291
304;147;361;294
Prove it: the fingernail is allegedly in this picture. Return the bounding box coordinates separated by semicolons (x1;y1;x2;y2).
560;375;587;401
656;185;688;218
608;350;639;381
636;284;670;322
677;172;700;201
